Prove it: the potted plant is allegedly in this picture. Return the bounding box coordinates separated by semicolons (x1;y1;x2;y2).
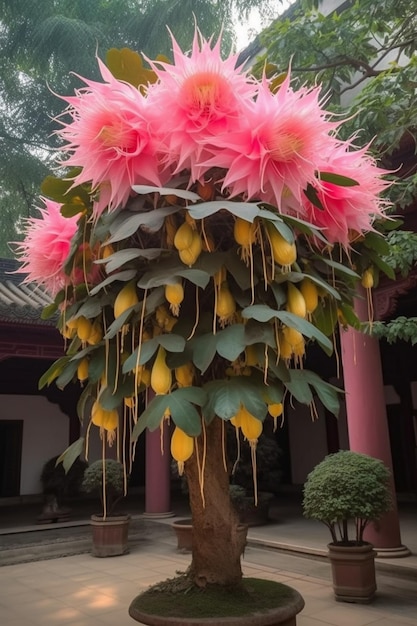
303;450;393;603
81;459;130;557
37;454;87;523
16;20;391;626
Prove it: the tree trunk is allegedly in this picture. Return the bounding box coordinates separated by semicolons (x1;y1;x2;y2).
185;416;245;587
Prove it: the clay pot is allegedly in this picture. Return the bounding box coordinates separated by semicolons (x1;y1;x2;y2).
327;542;376;603
90;513;130;557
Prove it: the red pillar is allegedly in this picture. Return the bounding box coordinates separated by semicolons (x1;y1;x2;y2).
340;286;409;557
144;425;173;518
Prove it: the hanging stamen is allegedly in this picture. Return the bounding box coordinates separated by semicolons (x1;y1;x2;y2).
221;419;228;472
187;285;200;340
257;225;269;291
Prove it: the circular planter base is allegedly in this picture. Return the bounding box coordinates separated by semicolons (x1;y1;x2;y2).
129;579;304;625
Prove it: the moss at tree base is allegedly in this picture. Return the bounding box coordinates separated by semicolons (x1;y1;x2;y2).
129;575;301;619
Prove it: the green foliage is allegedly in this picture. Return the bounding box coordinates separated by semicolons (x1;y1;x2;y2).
365;317;417;346
382;230;417;277
81;458;126;516
303;450;393;545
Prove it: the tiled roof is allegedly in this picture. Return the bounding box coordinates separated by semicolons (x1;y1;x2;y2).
0;258;55;325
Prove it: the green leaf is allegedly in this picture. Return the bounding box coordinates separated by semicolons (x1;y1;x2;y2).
56;438;85;474
89;269;136;296
191;333;218;374
131;394;167;436
203;378;267;421
98;378;134;410
158;333;186;352
188;200;260;221
132;185;201;201
318;257;360;279
77;384;94;423
108;206;179;243
41;302;58;320
122;338;159;372
312;299;339;337
304;370;342;416
38;357;69;389
55;358;79;390
318;171;359;187
99;248;163;272
284;369;313;405
216;325;247;361
365;249;396;280
304;184;324;210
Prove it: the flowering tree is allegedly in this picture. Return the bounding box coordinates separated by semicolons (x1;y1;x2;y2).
16;28;391;588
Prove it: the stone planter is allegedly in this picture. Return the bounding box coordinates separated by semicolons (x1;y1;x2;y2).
129;580;304;625
90;513;130;557
327;542;376;603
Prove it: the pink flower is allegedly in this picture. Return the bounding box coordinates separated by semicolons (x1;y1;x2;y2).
301;143;390;247
204;74;340;209
146;28;257;181
55;59;165;216
14;198;78;296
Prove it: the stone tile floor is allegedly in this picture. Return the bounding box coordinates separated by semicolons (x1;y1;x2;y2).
0;493;416;625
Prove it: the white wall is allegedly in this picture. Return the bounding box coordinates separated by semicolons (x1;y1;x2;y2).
1;395;69;495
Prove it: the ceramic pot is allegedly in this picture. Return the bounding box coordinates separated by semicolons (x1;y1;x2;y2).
327;542;376;603
90;513;130;557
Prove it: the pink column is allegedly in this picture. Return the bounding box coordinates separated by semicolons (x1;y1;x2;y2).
340;286;409;557
144;425;173;518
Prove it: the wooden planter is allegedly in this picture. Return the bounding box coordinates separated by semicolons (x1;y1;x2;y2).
90;514;130;557
327;542;376;603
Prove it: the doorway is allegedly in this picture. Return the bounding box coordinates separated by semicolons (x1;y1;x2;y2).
0;420;23;497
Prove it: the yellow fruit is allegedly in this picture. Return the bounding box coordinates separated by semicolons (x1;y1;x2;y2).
175;362;194;387
91;401;118;431
278;331;293;360
179;230;202;266
267;225;297;267
174;222;194;251
77;358;89;382
101;244;114;259
234;218;256;246
114;282;138;319
286;283;307;318
230;414;241;428
361;268;374;289
124;396;135;409
216;282;236;326
300;279;319;314
245;345;259;367
282;325;304;348
76;316;93;342
268;403;283;418
170;426;194;475
236;405;263;442
165;281;184;316
150;346;172;395
87;321;103;345
213;266;226;288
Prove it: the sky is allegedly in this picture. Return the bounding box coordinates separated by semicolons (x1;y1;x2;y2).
234;1;295;52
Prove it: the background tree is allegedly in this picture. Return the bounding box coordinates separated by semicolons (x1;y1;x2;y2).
0;0;278;257
251;0;417;342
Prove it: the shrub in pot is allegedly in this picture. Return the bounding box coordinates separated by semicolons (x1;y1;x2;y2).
303;450;393;603
81;459;130;557
38;455;88;523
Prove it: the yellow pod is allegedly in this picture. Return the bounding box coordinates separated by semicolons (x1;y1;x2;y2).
286;283;307;318
87;321;103;345
300;279;319;314
170;426;194;462
230;414;241;428
268;403;283;418
101;243;114;259
234;218;256;247
245;345;259;367
77;358;89;382
268;226;297;267
175;362;194;388
76;316;93;342
91;401;118;431
174;221;194;251
282;325;304;349
278;331;293;360
165;281;184;316
361;268;374;289
179;230;202;266
216;283;236;326
150;346;172;395
237;405;263;442
114;281;139;319
213;266;227;288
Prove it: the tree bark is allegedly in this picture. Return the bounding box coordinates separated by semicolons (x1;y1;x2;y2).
185;416;246;587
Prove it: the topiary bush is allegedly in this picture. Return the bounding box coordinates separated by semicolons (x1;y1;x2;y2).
40;455;88;499
303;450;393;546
81;459;126;517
